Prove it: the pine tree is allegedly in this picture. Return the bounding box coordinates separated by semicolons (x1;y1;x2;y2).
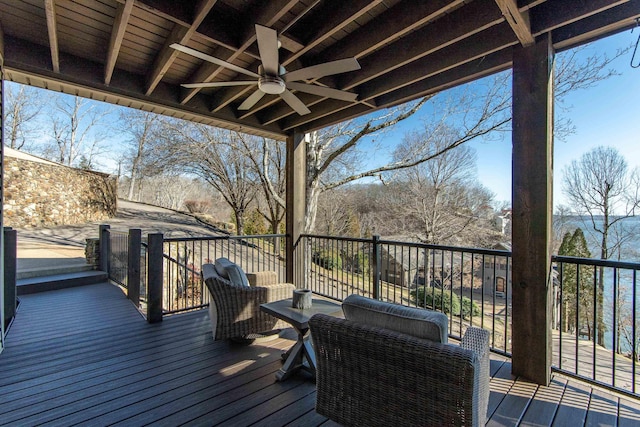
558;228;597;339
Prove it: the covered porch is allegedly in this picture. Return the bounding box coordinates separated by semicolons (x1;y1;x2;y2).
2;282;639;426
2;0;640;423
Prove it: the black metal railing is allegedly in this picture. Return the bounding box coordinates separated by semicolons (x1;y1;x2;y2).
552;255;640;396
161;234;286;314
108;230;129;288
100;226;639;397
293;234;513;354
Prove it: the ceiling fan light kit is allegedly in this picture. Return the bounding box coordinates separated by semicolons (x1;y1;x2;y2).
172;24;361;116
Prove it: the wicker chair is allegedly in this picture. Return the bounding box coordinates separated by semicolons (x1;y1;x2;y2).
202;258;295;341
309;295;490;427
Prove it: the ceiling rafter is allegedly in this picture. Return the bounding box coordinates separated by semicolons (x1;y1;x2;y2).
530;0;629;35
229;0;386;119
179;0;300;105
44;0;59;73
205;0;326;113
2;0;638;136
259;0;504;125
280;24;518;131
105;0;134;85
494;0;535;46
145;0;218;96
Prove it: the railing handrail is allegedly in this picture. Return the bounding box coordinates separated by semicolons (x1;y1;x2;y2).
553;254;640;270
301;233;512;257
164;233;286;243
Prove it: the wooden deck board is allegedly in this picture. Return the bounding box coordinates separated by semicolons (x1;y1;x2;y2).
1;283;639;427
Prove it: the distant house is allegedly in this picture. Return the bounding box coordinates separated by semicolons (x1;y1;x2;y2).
378;236;425;288
494;209;512;235
483;242;512;298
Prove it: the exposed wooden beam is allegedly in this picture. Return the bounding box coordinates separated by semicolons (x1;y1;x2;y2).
530;0;629;35
494;0;535;46
105;0;134;85
232;0;386;118
44;0;59;73
145;0;218;95
236;0;463;120
552;0;640;50
180;0;299;104
275;23;517;130
339;0;504;90
314;0;463;63
0;21;4;67
250;0;502;123
2;35;285;139
281;0;385;66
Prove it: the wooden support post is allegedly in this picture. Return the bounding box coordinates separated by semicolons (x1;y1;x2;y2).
3;228;16;330
285;131;306;285
99;224;110;273
511;33;554;385
147;233;164;323
127;228;141;307
1;27;6;350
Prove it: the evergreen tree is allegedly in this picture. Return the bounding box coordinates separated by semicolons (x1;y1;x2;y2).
558;228;597;339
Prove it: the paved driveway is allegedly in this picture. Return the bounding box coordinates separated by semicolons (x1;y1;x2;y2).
14;200;227;272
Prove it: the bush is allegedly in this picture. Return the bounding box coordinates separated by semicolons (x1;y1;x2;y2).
312;249;343;270
410;287;479;319
183;199;212;214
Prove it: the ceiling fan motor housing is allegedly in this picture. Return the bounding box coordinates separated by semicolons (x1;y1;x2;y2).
258;76;286;94
258;64;286;94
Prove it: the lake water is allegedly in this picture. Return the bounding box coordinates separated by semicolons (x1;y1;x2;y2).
554;215;640;354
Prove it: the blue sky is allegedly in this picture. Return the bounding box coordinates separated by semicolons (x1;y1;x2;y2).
7;29;638;211
471;30;640;208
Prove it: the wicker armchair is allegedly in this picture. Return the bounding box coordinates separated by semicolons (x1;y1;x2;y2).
309;295;490;427
202;259;295;341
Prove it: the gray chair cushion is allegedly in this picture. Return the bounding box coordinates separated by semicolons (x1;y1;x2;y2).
214;257;249;287
342;294;448;343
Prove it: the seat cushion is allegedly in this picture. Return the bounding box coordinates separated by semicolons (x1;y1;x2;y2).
214;257;249;287
342;294;448;343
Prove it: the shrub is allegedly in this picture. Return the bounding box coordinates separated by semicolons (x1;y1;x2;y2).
312;249;343;270
410;287;480;319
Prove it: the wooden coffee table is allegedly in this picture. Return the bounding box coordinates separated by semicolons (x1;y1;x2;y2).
260;297;341;381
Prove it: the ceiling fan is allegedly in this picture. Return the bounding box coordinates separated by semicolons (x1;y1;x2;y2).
171;24;361;115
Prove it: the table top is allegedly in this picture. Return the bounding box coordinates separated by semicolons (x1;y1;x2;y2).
260;298;342;330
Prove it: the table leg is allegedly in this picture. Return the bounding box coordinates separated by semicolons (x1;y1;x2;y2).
276;326;314;381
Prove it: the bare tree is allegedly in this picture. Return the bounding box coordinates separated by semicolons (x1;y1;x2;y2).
46;95;111;167
562;146;640;345
388;128;498;246
157;124;258;235
119;109;161;201
267;43;627;235
236;134;287;238
4;83;44;150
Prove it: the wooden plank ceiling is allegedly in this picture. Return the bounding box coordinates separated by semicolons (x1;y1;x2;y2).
0;0;638;140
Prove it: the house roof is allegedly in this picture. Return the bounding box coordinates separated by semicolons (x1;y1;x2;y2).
1;1;637;140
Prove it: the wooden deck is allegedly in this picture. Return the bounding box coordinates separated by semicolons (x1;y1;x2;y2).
1;283;639;426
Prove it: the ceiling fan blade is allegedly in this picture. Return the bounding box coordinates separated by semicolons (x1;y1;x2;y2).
255;25;279;76
238;89;267;110
171;43;259;78
181;81;256;89
286;82;358;102
283;58;361;82
279;89;311;115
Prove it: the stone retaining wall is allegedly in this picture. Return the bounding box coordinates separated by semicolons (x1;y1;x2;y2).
3;152;117;228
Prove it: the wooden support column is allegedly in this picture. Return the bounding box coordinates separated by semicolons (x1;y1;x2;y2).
285;131;306;285
511;32;554;385
0;21;5;351
127;228;142;307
